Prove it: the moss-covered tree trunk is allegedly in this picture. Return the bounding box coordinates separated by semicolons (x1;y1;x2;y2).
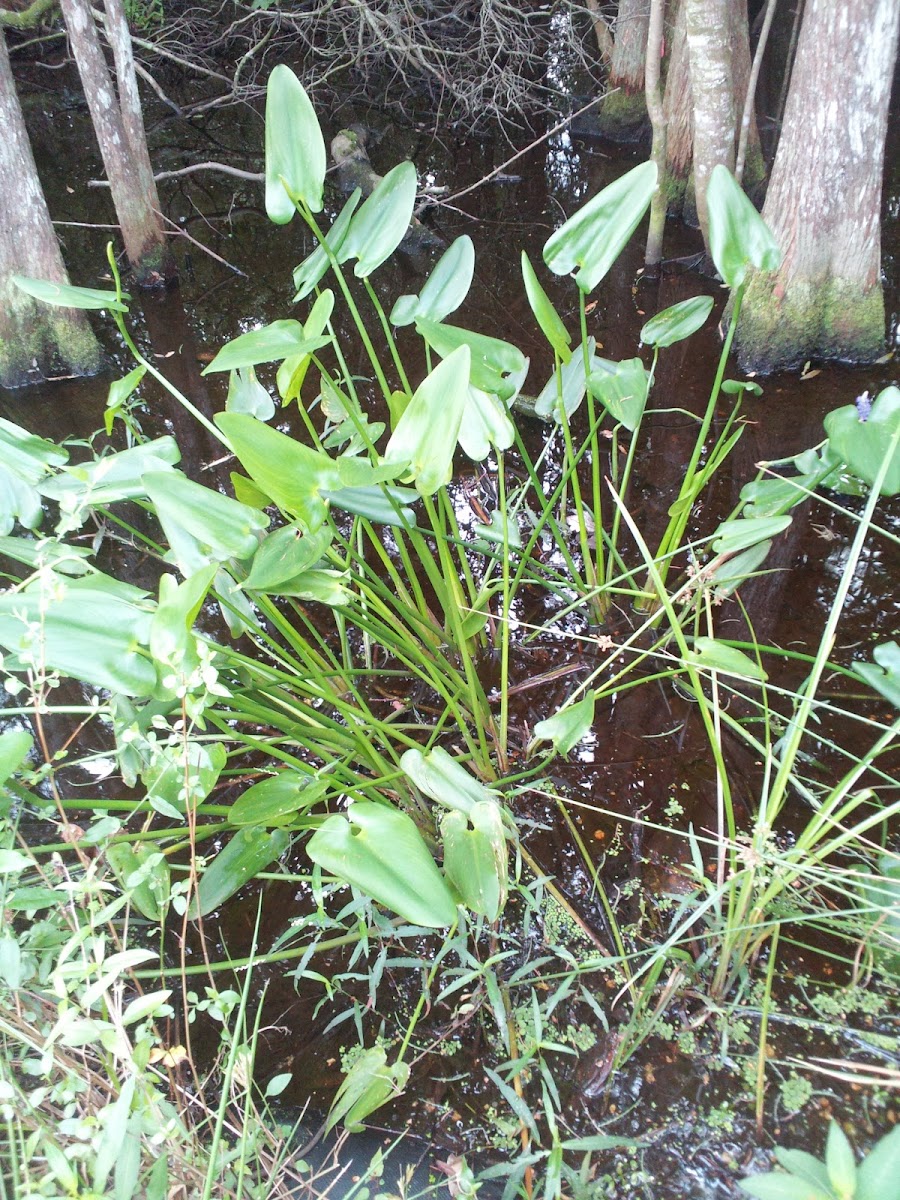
596;0;651;139
735;0;900;372
58;0;175;286
0;31;100;389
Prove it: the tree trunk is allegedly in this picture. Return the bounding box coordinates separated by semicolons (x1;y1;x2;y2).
664;0;761;224
0;31;100;389
644;0;667;268
597;0;651;139
58;0;175;285
684;0;737;249
662;0;693;212
735;0;900;371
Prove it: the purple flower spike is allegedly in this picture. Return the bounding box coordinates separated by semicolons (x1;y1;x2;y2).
855;391;873;422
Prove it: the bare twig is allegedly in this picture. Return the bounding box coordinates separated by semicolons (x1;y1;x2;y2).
160;213;248;277
441;93;608;206
735;0;776;183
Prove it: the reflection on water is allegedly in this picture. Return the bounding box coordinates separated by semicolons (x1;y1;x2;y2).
545;128;588;200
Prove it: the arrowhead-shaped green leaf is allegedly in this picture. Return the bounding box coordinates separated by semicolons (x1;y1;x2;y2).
307;802;458;927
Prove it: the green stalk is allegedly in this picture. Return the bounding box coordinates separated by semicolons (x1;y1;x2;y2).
650;283;747;595
104;245;227;447
605;346;657;587
300;205;393;403
579;292;606;592
497;452;511;765
363;276;411;395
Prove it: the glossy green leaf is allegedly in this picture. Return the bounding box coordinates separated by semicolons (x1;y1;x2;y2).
230;772;328;826
202;321;331;374
588;356;649;431
0;573;156;697
0;417;69;534
710;515;792;556
149;566;216;676
306;801;458;927
243;524;333;591
384;345;471;494
322;484;419;528
533;692;596;754
458;387;516;461
521;251;572;362
400;745;500;818
854;641;900;708
326;1046;410;1133
105;366;147;434
740;1174;834;1200
391;235;475;326
292;192;361;301
278;289;336;399
341;161;418;277
857;1126;900;1200
473;509;521;552
740;475;813;518
773;1150;833;1195
641;296;714;348
105;842;170;923
40;439;180;525
441;801;508;921
144;472;268;574
824;1122;857;1200
231;472;272;509
11;274;129;313
684;638;767;682
227;366;275;419
0;536;91;576
192;826;290;918
707;539;773;596
721;379;763;396
0;729;32;788
543;161;657;293
269;568;349;605
823;386;900;496
265;64;326;221
218;412;344;531
415;319;526;401
533;338;596;421
706;164;781;290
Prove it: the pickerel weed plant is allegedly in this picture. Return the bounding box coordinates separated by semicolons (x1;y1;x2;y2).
1;62;898;1195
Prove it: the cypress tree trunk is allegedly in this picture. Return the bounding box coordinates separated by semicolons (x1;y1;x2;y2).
664;0;761;224
59;0;175;285
597;0;651;139
644;0;667;268
662;0;693;212
735;0;899;372
684;0;736;249
0;31;100;389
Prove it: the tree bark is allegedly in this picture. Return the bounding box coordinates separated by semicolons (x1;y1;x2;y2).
597;0;651;139
735;0;900;371
584;0;615;66
684;0;737;249
58;0;175;285
644;0;667;268
664;0;762;223
662;0;693;212
0;30;100;389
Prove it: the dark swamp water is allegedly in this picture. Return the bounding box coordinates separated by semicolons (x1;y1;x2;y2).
4;46;900;1199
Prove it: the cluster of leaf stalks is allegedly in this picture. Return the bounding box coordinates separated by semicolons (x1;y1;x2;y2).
1;63;898;1197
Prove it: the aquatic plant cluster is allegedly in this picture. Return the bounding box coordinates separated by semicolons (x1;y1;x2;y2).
0;65;898;1198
